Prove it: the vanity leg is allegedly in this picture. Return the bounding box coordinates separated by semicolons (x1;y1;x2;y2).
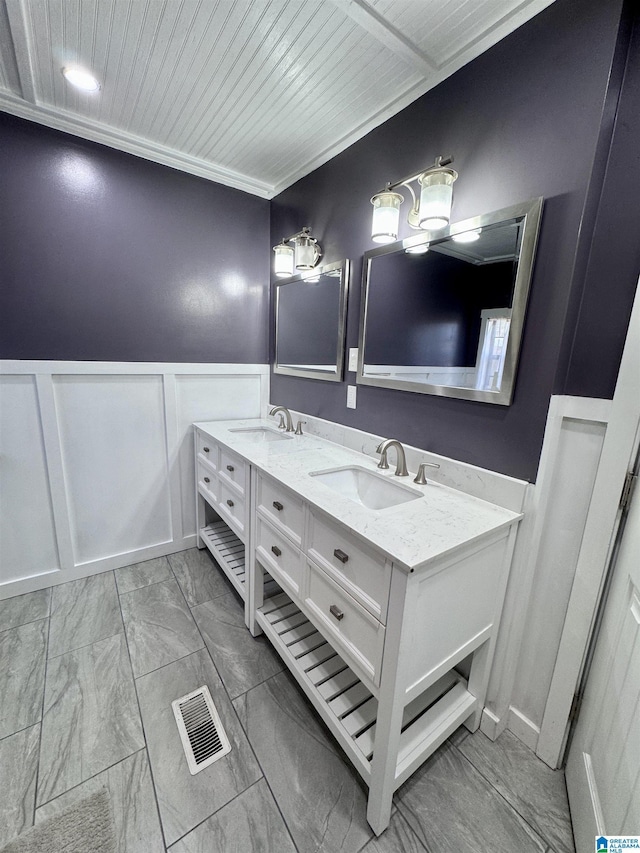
196;493;206;549
367;568;414;835
367;694;405;835
465;638;492;732
246;549;264;637
246;468;263;636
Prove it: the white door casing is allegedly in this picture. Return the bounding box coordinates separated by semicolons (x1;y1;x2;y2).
565;444;640;849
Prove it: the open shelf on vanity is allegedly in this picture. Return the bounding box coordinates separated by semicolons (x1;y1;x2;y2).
255;575;477;788
199;518;246;598
199;515;282;602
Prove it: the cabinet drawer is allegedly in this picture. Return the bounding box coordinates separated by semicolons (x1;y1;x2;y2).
256;474;304;548
305;561;385;687
219;446;246;495
196;432;217;469
217;479;246;538
197;462;218;505
308;512;391;623
256;516;303;596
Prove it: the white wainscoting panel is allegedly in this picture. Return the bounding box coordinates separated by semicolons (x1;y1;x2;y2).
53;374;172;565
0;361;269;599
506;397;611;751
0;375;60;585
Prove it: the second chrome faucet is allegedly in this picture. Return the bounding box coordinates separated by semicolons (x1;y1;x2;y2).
377;438;441;484
376;439;408;477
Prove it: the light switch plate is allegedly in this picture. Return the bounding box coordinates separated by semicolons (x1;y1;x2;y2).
348;348;359;372
347;385;357;409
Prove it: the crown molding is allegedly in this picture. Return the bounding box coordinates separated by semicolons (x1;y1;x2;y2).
0;92;275;199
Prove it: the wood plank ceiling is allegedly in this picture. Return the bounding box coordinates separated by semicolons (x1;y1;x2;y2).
0;0;554;198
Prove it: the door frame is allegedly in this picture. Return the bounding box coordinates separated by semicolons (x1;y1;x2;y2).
536;279;640;767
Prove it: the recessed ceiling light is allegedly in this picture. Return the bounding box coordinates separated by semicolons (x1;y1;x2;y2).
62;67;101;92
452;228;481;243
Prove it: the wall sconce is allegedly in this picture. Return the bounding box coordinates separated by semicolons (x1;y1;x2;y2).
272;227;322;278
370;155;458;244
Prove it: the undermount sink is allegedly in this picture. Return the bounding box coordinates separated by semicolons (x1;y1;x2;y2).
228;427;292;443
309;465;422;510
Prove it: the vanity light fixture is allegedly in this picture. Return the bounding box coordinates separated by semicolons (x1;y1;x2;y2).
62;67;101;92
272;227;322;278
370;155;457;243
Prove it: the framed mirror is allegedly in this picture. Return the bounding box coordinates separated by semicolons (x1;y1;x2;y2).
274;259;350;381
357;197;543;405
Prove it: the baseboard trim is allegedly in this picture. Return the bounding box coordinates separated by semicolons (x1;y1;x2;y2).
480;707;505;741
0;535;196;599
507;705;540;751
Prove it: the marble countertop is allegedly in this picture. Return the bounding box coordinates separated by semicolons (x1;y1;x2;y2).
194;418;522;573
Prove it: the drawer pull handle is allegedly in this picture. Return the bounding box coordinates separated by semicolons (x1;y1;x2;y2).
273;500;284;511
204;477;210;484
330;605;344;621
226;464;235;472
333;549;349;564
203;446;210;453
226;499;234;508
271;545;281;557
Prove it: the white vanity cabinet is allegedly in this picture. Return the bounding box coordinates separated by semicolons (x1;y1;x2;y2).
195;433;249;598
194;421;521;835
249;470;517;834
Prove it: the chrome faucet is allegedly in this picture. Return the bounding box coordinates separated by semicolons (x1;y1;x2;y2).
376;439;409;477
269;405;294;433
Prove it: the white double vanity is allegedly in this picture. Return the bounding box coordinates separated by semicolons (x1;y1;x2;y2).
194;417;521;834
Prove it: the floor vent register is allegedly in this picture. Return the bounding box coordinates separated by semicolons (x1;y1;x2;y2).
172;685;231;774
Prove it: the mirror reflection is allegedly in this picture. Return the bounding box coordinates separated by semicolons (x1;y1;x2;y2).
358;198;543;405
274;259;349;382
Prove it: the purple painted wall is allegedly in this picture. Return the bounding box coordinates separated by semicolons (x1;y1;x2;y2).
1;0;637;483
0;112;270;363
271;0;639;482
562;10;640;396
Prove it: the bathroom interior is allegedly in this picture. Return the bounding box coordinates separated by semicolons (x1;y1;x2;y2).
1;0;639;851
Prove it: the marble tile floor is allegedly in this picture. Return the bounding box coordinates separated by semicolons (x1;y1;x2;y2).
0;549;576;852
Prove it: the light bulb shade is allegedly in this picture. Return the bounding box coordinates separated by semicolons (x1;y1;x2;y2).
294;235;319;270
273;242;294;277
418;169;457;230
371;191;403;243
452;228;481;243
403;234;430;254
